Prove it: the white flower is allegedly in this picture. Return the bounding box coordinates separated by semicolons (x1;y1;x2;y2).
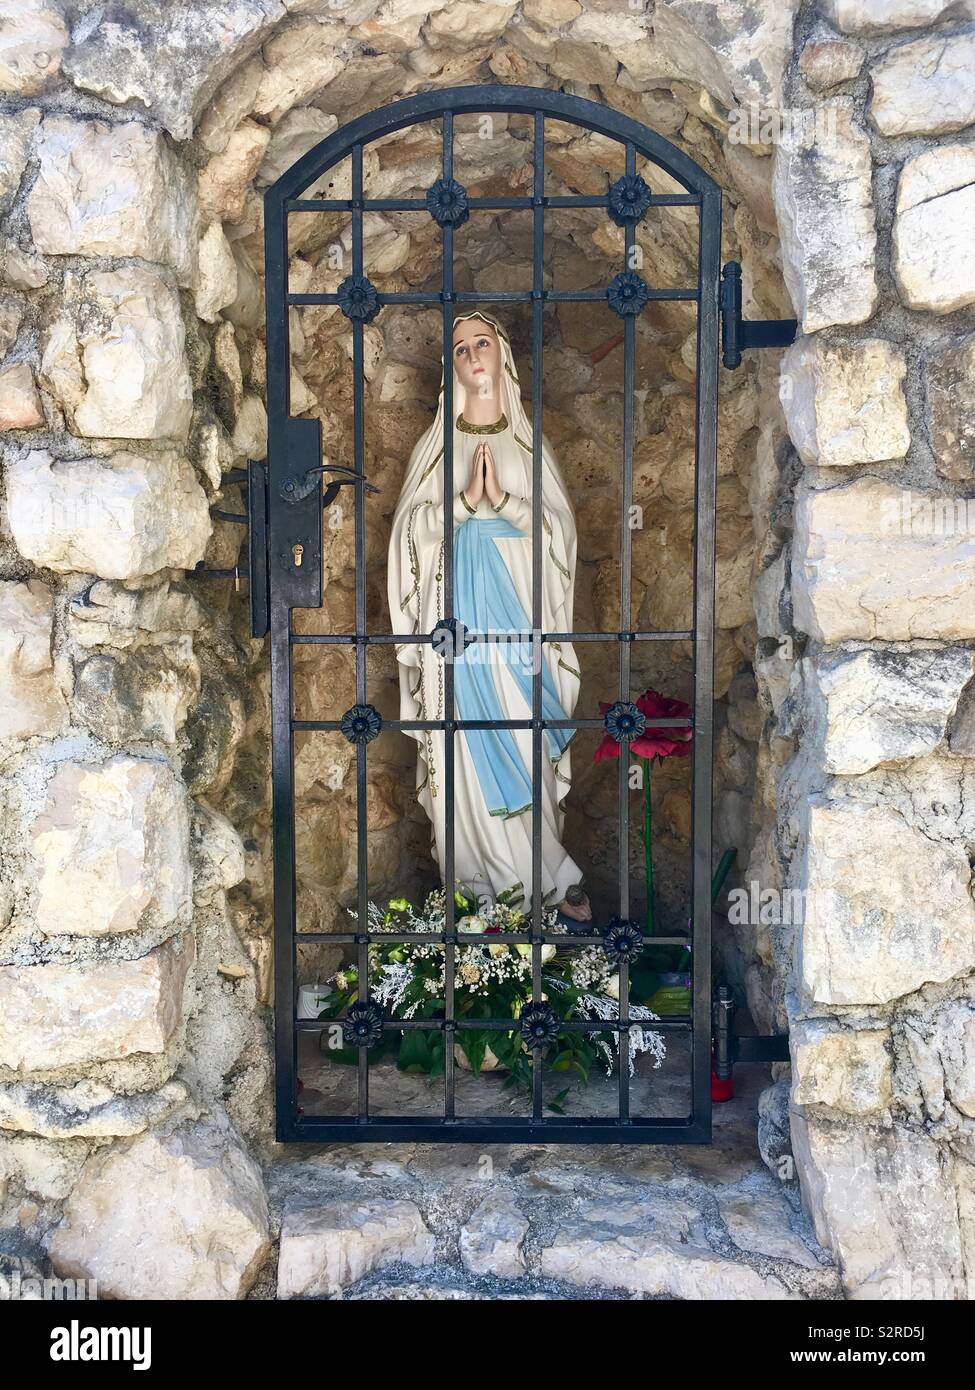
604;973;620;1000
515;943;556;963
457;915;487;934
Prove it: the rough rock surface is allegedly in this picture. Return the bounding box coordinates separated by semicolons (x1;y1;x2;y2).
800;800;975;1007
26;756;193;939
459;1190;529;1278
41;266;195;440
894;144;975;314
277;1199;435;1297
28;116;198;285
871;32;975;138
63;0;285;141
927;332;975;480
47;1117;271;1299
0;934;193;1073
780;336;909;467
0;580;67;741
800;645;975;774
792;475;975;642
773;100;878;333
0;0;68;96
6;449;210;580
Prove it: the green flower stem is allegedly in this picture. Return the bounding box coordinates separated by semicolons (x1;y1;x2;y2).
643;755;654;936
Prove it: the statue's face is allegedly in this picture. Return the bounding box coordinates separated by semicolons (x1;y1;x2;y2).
452;318;502;405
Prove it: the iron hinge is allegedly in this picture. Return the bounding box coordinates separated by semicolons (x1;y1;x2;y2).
192;458;270;639
712;984;790;1079
720;261;797;369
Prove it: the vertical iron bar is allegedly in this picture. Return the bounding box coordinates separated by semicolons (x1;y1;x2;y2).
442;112;456;1121
265;180;297;1139
352;141;370;1120
618;142;636;1125
531;110;544;1124
691;187;720;1139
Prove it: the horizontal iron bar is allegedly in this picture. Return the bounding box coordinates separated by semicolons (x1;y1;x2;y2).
286;193;700;213
733;1034;790;1064
291;630;694;644
292;717;692;731
296;932;689;946
191;567;249;581
288;288;698;305
296;1023;692;1034
286;1117;705;1145
209;508;248;524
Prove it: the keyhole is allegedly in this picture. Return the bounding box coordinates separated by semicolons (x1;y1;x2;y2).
292;543;304;568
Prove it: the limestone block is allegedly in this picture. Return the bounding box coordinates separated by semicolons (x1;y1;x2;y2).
197;56;265;155
927;332;975;480
0;0;68;95
772;99;878;333
68;580;204;650
425;1;516;50
894;145;975;315
27;116;198;285
0;1079;189;1139
46;267;193;440
197;120;270;224
780;336;909;468
47;1118;270;1299
792;475;975;642
0;362;44;432
73;638;200;744
194;223;239;324
253;19;347;124
821;0;975;31
459;1190;528;1277
800;800;975;1007
871;32;975;137
904;1000;975;1121
277;1200;435;1297
256;107;338;186
661;0;799;113
0;580;67;741
0;108;40;214
6;449;210;580
801;645;974;774
791;1019;892;1116
539;1198;792;1298
0;934;193;1072
790;1112;966;1299
718;1190;822;1268
798;28;863;91
63;0;284;142
27;755;193;938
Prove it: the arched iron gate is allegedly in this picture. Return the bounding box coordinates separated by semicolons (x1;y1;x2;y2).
263;84;723;1144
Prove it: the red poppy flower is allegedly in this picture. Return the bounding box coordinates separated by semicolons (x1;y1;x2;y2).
594;687;693;764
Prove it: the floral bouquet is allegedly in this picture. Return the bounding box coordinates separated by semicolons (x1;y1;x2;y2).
316;886;665;1110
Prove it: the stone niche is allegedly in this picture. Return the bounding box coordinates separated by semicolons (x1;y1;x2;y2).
5;0;975;1307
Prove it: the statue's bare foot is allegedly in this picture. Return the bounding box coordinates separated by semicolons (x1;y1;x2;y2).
557;893;591;922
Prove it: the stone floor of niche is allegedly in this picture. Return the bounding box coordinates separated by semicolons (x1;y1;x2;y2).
257;1062;840;1301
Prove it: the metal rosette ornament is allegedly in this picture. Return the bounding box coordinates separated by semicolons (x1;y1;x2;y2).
425;176;471;229
607;172;653;227
601;916;645;966
519;1001;561;1050
601;699;647;743
340;703;382;745
342;1000;385;1050
337;274;381;323
607;270;652;318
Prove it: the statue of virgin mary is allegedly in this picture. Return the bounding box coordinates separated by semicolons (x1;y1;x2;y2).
387;311;591;923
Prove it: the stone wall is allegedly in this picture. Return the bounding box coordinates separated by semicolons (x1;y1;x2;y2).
0;0;972;1301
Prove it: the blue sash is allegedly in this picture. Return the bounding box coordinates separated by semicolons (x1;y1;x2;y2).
453;517;573;817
